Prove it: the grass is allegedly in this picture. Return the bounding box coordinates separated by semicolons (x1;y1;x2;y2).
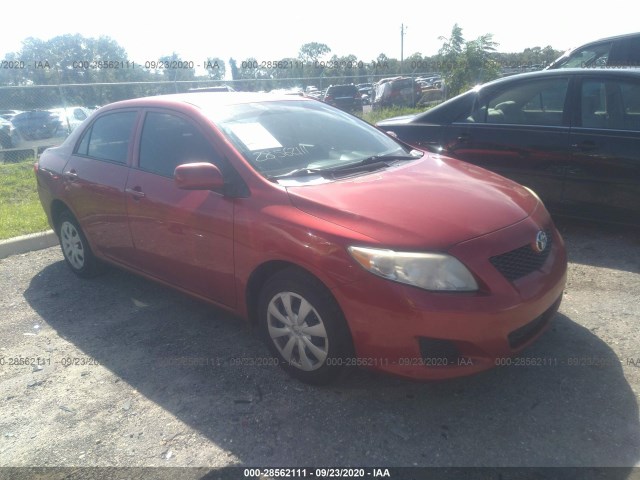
0;159;50;240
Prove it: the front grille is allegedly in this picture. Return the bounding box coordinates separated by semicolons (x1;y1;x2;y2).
490;231;552;282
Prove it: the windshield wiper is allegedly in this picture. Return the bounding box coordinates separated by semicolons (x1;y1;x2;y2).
327;153;421;172
268;152;423;181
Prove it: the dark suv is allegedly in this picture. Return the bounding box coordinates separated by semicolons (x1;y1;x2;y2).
322;84;362;113
547;32;640;69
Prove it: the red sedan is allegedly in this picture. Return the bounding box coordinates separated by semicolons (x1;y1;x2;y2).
35;92;567;384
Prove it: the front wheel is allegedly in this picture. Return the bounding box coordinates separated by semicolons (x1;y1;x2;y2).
258;268;353;385
57;211;102;278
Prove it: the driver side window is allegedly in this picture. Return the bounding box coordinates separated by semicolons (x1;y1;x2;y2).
138;112;221;178
465;78;569;127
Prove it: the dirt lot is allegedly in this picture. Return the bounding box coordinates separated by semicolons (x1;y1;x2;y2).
0;219;639;476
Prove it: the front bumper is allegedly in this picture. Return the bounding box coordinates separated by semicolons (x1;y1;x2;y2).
332;209;567;380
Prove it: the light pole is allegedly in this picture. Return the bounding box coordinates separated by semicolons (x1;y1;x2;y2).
400;24;408;74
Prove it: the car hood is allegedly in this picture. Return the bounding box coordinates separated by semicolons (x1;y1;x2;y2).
285;155;538;249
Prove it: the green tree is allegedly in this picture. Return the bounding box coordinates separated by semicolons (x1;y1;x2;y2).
204;57;226;81
0;34;145;108
437;25;501;98
298;42;331;63
158;53;196;83
298;42;332;87
229;58;239;80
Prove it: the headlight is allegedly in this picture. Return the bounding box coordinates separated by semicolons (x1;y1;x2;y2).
348;246;478;292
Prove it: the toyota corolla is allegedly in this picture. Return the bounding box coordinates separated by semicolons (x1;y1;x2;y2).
35;92;567;384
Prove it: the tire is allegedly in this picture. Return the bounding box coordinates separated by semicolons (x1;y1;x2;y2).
258;268;353;385
57;211;102;278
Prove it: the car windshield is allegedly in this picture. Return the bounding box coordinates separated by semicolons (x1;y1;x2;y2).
206;99;413;178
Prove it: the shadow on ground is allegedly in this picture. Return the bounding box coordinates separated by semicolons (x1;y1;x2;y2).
23;252;640;473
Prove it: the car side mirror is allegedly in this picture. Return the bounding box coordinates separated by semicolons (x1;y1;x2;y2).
174;162;225;191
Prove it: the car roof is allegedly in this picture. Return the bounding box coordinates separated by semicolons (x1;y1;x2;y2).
409;68;640;124
566;31;640;49
546;33;640;69
477;67;640;90
100;92;311;112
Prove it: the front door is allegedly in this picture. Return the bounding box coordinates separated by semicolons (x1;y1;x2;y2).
125;110;236;306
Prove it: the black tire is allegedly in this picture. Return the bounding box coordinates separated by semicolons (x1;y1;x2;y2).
258;268;353;385
57;211;102;278
0;132;11;149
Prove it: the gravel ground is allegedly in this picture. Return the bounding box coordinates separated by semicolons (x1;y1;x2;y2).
0;219;639;474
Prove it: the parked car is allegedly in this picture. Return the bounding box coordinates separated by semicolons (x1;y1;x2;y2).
373;77;423;108
188;85;236;92
0;109;22;121
378;69;640;226
547;32;640;69
323;84;362;113
0;117;11;149
50;106;93;134
36;92;567;384
9;110;67;150
357;83;374;105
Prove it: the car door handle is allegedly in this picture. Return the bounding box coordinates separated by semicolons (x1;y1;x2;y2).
571;141;598;151
63;170;78;181
125;186;146;199
565;166;586;176
457;134;470;143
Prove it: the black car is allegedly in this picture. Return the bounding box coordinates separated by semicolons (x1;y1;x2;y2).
377;69;640;226
547;32;640;69
323;84;362;113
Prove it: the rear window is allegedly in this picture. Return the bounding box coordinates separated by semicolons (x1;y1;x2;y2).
327;85;358;96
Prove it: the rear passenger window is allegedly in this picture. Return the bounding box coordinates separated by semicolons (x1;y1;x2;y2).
139;112;220;178
581;79;640;131
75;111;137;163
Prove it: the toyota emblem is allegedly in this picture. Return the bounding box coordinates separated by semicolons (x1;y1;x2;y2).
534;231;548;253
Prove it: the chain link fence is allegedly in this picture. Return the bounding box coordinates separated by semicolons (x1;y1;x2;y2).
0;74;446;163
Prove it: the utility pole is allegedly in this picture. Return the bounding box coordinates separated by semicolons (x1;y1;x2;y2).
400;23;408;74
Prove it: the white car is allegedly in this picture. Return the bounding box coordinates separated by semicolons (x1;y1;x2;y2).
49;106;93;134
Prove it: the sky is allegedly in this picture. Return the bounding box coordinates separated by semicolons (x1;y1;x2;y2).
2;0;638;71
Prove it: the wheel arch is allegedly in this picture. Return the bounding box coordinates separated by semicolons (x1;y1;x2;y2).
246;260;301;325
50;199;74;235
245;260;348;330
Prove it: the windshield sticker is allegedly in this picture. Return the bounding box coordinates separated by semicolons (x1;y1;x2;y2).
253;145;309;162
228;122;282;150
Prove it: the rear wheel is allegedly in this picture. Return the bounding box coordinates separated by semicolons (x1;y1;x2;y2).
57;211;102;278
258;268;353;385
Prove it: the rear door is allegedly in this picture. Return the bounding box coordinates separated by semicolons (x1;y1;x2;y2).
565;74;640;224
62;109;138;261
125;109;236;306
